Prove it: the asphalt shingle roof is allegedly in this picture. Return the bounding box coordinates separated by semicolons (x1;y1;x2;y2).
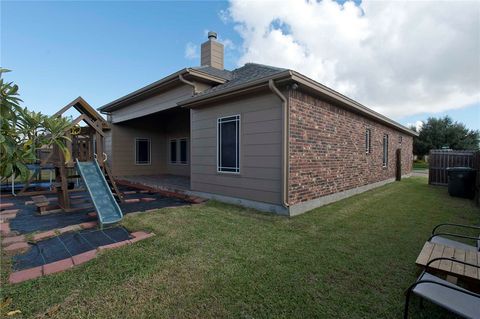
191;66;232;80
195;63;287;96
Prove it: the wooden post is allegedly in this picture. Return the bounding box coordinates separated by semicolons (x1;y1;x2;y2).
55;153;70;210
65;131;73;167
95;121;104;169
396;148;402;181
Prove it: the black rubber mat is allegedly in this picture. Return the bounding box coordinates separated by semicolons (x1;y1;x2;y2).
12;226;132;271
3;188;189;235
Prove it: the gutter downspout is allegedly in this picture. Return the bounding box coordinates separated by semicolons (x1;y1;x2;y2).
179;73;196;193
179;74;197;95
268;79;289;211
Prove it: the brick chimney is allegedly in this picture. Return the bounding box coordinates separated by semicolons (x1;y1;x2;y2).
201;31;224;69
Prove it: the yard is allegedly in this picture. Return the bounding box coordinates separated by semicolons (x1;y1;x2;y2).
413;160;429;170
1;177;478;318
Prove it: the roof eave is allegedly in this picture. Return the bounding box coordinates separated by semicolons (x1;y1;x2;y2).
178;70;293;108
98;68;228;113
98;69;189;113
186;68;229;83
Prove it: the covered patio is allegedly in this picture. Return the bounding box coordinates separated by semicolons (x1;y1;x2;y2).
117;174;190;194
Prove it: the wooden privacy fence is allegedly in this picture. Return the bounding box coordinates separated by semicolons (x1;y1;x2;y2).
474;152;480;207
428;149;480;206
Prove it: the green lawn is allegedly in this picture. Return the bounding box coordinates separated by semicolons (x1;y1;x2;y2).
1;177;479;318
413;161;429;170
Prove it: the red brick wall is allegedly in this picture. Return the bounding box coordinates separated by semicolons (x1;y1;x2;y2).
288;89;413;205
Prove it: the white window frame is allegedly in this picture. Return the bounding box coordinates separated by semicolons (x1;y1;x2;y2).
382;134;389;167
169;137;189;165
217;115;240;174
135;138;151;165
365;128;371;154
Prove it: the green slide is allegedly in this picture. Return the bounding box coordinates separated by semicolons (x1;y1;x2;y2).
76;159;123;225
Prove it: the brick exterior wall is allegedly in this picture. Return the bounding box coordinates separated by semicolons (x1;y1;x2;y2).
288;89;413;205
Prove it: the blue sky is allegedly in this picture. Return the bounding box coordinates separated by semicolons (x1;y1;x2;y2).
2;0;479;130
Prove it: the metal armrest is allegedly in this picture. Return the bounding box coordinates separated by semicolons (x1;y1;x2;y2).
425;257;480;270
431;223;480;236
428;232;479;243
404;257;480;319
406;279;480;299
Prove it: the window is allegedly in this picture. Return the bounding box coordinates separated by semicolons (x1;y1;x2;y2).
170;140;177;163
135;138;150;165
217;115;240;173
382;134;389;167
399;135;403;144
365;129;371;154
179;138;187;164
169;138;188;165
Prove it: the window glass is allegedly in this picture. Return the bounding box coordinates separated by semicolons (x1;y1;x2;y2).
218;115;240;173
365;129;371;154
136;139;150;164
180;138;187;164
170;140;177;163
382;134;389;167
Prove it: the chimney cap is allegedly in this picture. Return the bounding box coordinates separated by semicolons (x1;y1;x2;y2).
207;31;217;40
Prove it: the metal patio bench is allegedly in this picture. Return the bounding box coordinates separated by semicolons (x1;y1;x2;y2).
429;223;480;252
404;257;480;319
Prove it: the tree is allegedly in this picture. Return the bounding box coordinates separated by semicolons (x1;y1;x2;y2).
0;68;72;182
412;116;480;156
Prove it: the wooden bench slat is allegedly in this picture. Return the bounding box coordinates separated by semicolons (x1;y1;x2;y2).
451;249;466;277
465;250;479;279
439;246;455;272
416;242;434;266
416;242;479;282
430;244;445;269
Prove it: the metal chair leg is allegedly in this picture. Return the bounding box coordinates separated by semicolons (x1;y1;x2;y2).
404;289;412;319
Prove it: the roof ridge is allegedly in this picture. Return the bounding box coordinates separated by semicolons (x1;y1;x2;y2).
242;62;287;71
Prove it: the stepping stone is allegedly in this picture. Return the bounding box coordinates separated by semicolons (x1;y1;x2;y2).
9;266;43;284
0;202;14;209
0;212;17;222
130;231;154;243
79;221;97;229
4;242;30;253
43;258;74;275
72;250;97;266
0;209;19;216
2;235;25;246
125;198;140;203
98;240;130;251
0;223;12;236
33;230;56;241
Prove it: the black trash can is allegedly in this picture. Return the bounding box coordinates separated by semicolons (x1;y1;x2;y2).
446;167;477;199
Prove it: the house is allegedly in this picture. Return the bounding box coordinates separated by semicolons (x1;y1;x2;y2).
98;32;417;216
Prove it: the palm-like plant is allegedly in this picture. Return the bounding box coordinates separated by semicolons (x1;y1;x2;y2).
0;68;72;182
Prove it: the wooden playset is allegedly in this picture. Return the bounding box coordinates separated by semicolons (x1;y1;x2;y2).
19;97;123;214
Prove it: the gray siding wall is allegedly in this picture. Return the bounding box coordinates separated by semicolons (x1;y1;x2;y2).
110;122;164;176
163;110;190;177
190;92;283;204
110;109;190;177
111;85;193;123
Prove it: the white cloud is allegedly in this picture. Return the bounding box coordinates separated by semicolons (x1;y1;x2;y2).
222;38;236;51
184;42;199;60
227;0;480;119
406;120;424;132
218;9;230;24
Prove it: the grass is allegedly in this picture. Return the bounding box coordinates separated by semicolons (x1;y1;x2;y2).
1;177;479;318
413;160;428;170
